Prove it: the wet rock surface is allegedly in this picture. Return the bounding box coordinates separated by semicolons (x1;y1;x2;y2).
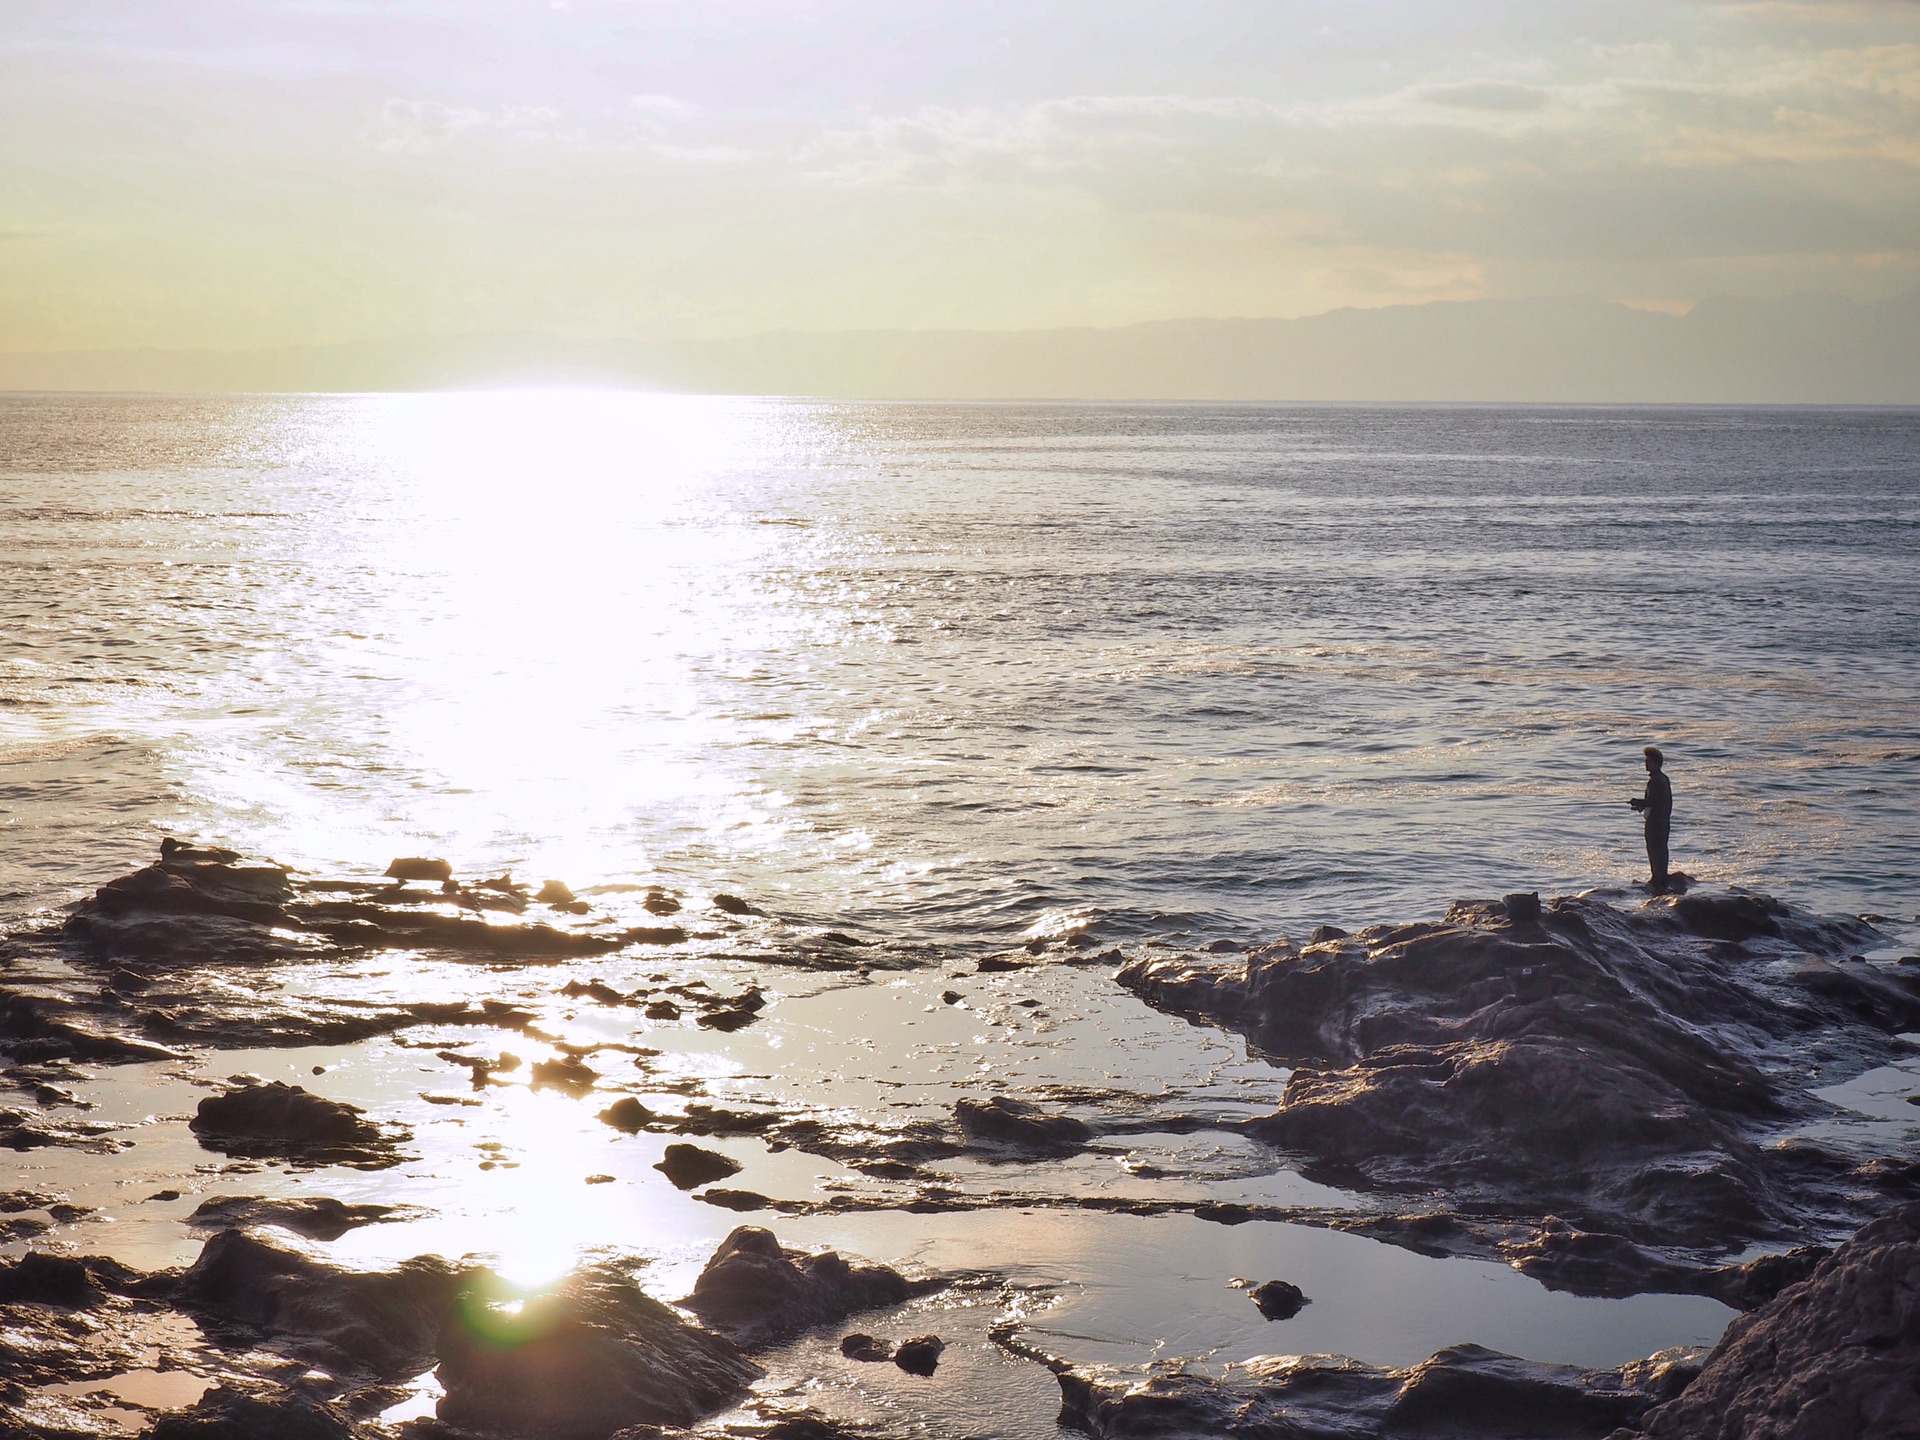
1055;1342;1704;1440
190;1082;408;1168
892;1334;944;1376
683;1226;930;1350
185;1194;416;1241
435;1265;761;1440
654;1143;743;1190
955;1096;1094;1157
1250;1278;1309;1320
1120;889;1920;1279
145;1383;355;1440
178;1226;467;1380
1628;1199;1920;1440
2;847;1916;1439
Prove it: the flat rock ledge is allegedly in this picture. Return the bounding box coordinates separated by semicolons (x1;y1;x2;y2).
0;844;785;1059
1119;888;1920;1290
1053;1342;1704;1440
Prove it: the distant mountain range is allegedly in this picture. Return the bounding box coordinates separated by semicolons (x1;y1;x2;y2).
4;291;1917;402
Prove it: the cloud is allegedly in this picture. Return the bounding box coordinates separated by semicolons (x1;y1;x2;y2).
1416;81;1553;113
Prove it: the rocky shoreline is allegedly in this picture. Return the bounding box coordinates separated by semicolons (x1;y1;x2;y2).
0;844;1915;1438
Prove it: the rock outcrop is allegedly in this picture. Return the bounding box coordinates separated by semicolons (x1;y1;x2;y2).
682;1225;926;1349
177;1227;465;1380
1119;889;1920;1272
435;1265;760;1440
1629;1199;1920;1439
189;1082;407;1168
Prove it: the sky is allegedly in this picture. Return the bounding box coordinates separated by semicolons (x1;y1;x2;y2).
2;0;1918;351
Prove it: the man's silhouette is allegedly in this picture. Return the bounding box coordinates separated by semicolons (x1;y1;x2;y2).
1628;746;1673;893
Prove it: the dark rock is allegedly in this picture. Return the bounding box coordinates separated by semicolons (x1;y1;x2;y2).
1503;892;1542;923
1057;1341;1702;1439
610;1407;856;1440
537;879;577;904
145;1383;353;1440
178;1227;466;1380
840;1332;893;1361
683;1225;923;1349
385;858;454;883
436;1265;759;1439
161;837;242;863
598;1097;656;1133
1250;1279;1309;1320
1118;890;1912;1264
654;1144;742;1189
644;1000;682;1020
190;1081;405;1167
186;1194;407;1241
563;979;627;1004
0;990;179;1063
712;894;754;916
1691;1243;1833;1312
701;1189;771;1212
955;1096;1092;1156
643;891;682;916
35;850;623;1053
1634;1200;1920;1439
625;926;688;946
698;1007;758;1032
893;1335;944;1376
530;1056;601;1095
1503;1219;1702;1300
0;1252;125;1308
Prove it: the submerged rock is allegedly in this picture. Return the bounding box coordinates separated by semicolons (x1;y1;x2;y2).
683;1226;923;1350
189;1081;406;1168
1056;1341;1702;1440
1119;890;1918;1263
435;1265;760;1440
955;1096;1092;1156
654;1143;742;1189
1631;1200;1920;1439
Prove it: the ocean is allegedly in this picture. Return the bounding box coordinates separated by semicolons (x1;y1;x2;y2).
0;394;1915;1436
3;394;1916;939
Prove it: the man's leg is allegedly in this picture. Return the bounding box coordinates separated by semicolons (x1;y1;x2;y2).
1647;826;1670;893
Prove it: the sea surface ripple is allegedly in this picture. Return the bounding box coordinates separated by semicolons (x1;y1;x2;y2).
2;394;1916;946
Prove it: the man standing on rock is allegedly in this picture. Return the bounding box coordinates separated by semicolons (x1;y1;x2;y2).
1628;746;1673;893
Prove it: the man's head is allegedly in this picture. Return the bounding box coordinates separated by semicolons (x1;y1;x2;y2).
1644;746;1664;772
